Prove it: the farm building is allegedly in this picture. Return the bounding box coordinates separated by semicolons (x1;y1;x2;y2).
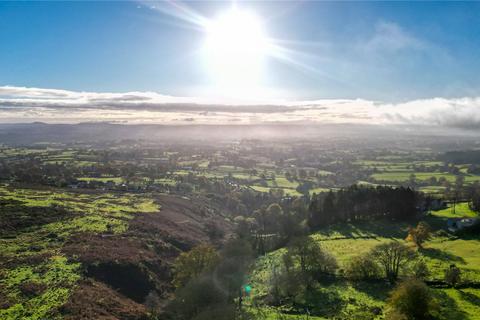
447;218;478;232
430;198;447;210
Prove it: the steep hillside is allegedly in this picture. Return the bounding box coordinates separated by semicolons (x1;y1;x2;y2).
0;187;231;319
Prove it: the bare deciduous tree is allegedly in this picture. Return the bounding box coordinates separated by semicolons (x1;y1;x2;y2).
371;241;416;283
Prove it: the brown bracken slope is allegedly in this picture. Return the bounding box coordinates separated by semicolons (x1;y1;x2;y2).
61;194;232;319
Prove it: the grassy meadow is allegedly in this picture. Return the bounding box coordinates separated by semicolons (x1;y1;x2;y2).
247;212;480;319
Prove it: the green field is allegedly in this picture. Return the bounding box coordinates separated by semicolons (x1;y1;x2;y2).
154;178;178;186
371;171;458;183
370;168;480;186
419;185;447;194
249;246;390;319
431;202;478;219
267;177;299;189
250;186;302;197
77;176;124;183
248;219;480;319
441;288;480;319
309;187;330;195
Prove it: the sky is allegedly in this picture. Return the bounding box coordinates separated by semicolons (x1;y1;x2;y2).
1;1;480;127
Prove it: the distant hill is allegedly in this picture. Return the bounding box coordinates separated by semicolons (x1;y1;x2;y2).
0;122;476;145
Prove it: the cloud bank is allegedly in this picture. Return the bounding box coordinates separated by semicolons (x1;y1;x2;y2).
0;85;479;129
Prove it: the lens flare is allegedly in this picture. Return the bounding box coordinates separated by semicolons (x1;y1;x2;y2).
203;8;270;95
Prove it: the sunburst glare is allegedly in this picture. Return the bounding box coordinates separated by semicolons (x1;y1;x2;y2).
146;1;324;100
203;8;270;95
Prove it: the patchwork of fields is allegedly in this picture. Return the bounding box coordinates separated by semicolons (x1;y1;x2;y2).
1;144;480;319
356;159;480;196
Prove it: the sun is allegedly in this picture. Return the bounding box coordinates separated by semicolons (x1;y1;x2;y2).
203;8;270;95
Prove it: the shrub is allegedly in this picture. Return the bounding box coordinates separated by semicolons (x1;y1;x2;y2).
406;222;431;248
345;254;381;280
411;259;430;280
165;275;228;320
444;264;461;287
281;236;338;294
172;244;219;288
387;278;437;320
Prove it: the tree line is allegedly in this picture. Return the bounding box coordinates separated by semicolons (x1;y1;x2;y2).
308;185;420;229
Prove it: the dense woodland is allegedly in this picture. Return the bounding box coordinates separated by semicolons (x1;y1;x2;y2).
309;186;419;227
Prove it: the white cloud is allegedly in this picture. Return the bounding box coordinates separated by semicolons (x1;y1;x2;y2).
380;97;480;129
0;85;479;129
365;21;424;53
